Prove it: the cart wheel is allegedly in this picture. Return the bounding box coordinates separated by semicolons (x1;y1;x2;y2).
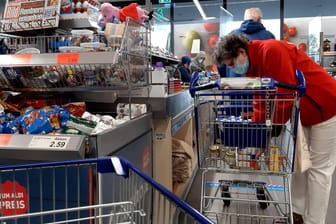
256;186;269;209
221;184;231;207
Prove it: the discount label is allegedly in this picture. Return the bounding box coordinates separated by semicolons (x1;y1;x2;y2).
0;180;28;216
57;53;80;64
28;136;70;149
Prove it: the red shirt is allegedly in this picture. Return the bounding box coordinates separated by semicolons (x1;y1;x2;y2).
246;39;336;126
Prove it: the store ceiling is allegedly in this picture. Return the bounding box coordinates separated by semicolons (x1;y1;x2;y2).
100;0;336;20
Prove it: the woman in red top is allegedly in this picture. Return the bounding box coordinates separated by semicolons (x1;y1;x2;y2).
213;34;336;224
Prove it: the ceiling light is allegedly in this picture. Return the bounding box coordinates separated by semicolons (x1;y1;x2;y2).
193;0;207;20
193;0;217;20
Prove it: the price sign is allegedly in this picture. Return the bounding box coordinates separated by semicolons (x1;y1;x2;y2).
28;136;70;150
2;55;33;65
0;134;12;146
57;53;80;64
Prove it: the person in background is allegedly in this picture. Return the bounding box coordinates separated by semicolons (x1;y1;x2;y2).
213;33;336;224
178;56;192;83
231;7;275;40
218;7;275;77
190;51;206;73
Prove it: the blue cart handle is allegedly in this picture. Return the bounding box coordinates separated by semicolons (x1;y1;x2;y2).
189;72;219;98
274;69;306;96
98;156;214;224
189;69;306;97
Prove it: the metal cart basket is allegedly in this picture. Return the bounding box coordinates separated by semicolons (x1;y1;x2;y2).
0;156;213;224
189;71;306;224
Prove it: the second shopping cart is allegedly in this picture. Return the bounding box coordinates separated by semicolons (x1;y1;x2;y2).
0;156;213;224
190;71;306;224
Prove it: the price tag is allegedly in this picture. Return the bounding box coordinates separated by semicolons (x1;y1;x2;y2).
0;134;12;146
154;132;166;141
6;55;32;65
57;53;80;64
28;136;70;150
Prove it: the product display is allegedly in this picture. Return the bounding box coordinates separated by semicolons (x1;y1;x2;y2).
71;29;94;46
15;48;41;54
59;46;85;52
0;15;151;164
0;99;146;135
0;63;143;89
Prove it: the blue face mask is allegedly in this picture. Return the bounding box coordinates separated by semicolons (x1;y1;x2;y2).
231;59;249;75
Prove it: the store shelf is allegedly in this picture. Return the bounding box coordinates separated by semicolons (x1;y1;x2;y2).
149;90;193;118
91;113;152;156
171;105;193;136
119;90;194;134
0;17;152;163
0;52;118;67
0;134;86;161
323;51;336;56
59;13;99;30
324;66;336;72
152;54;179;66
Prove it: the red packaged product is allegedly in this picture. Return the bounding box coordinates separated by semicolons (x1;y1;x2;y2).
62;102;86;117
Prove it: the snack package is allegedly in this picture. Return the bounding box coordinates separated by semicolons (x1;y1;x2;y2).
91;114;116;134
17;105;70;135
116;103;147;118
65;115;97;135
60;0;73;14
62;102;86;117
44;105;70;130
17;108;53;134
0;112;18;134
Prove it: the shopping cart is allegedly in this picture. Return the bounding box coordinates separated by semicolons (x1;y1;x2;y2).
189;71;306;224
0;156;213;224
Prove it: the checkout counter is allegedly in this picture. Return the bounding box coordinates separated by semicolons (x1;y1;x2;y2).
125;88;196;199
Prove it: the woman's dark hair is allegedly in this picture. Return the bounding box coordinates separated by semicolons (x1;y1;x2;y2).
213;34;249;65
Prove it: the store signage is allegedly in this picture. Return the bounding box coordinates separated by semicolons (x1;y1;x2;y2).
9;54;32;65
0;134;12;146
142;146;150;174
28;135;70;150
57;53;80;64
159;0;171;3
0;180;29;216
1;0;61;32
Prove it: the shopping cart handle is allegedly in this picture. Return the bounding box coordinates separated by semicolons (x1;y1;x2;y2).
97;156;215;224
274;69;306;96
189;72;220;97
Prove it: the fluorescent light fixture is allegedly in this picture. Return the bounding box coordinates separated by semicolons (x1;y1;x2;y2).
205;17;217;20
193;0;207;20
193;0;216;20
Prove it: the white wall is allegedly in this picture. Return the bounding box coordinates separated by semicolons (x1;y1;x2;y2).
150;16;336;62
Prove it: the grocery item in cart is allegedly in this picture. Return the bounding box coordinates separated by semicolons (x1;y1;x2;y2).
220;77;263;89
209;144;220;158
269;145;280;171
104;23;125;49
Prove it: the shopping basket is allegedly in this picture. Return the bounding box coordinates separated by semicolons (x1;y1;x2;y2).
0;156;213;224
188;71;306;223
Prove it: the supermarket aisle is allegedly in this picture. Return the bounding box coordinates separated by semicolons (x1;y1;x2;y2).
185;169;336;223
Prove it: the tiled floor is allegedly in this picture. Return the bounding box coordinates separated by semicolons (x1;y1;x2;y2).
185;169;336;223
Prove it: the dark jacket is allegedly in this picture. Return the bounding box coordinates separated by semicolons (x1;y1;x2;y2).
231;20;275;40
221;20;275;77
178;63;191;83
